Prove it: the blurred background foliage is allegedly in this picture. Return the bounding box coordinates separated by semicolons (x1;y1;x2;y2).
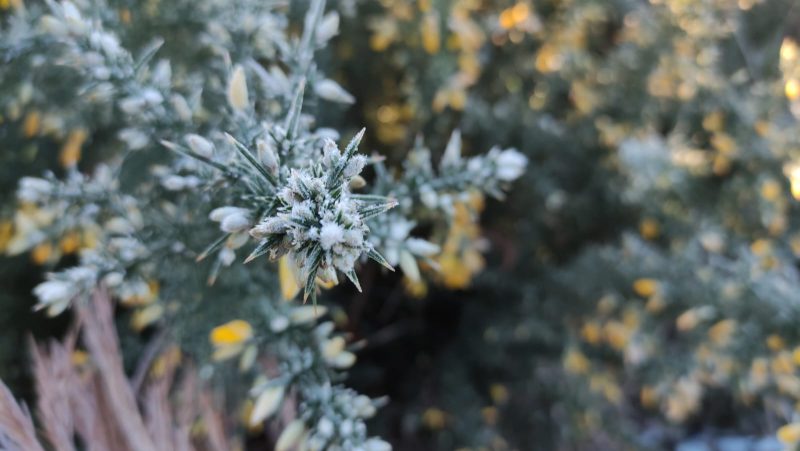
4;0;800;449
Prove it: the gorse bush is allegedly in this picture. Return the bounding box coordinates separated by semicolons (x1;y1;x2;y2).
2;0;800;450
0;0;525;449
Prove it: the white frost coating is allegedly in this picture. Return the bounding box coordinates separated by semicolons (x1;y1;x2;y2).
319;221;346;250
494;148;528;181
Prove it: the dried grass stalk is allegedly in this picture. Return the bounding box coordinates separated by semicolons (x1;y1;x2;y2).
0;289;235;451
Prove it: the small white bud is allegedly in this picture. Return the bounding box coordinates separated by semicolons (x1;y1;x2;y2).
161;175;187;191
441;129;462;168
275;420;306;451
209;206;249;222
315;79;355;104
250;385;285;426
228;65;249;111
185;134;214;158
270;316;289;333
406;238;440;257
364;438;392;451
420;187;438;209
316;12;340;44
495;148;528;181
256;138;280;174
220;212;251;233
398;250;420;282
349;175;367;189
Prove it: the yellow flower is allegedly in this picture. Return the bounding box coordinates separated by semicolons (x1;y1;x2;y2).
31;241;53;265
279;256;300;301
422;407;447;430
438;254;471;289
640;386;658;408
59;231;81;254
489;384;509;405
150;345;181;378
0;221;13;253
535;43;562;73
131;304;164;332
639;218;660;240
71;350;89;367
778;423;800;444
563;348;590;375
604;320;629;350
581;321;602;345
784;163;800;200
781;38;799;63
23;111;41;137
421;12;440;54
786;79;800;101
707;319;736;346
60;129;88;168
404;276;428;299
210;320;253;361
772;352;794;375
702;111;724;132
760;179;782;201
633;278;659;297
211;320;253;346
645;295;666;313
711;133;737;155
676;307;712;332
767;334;785;351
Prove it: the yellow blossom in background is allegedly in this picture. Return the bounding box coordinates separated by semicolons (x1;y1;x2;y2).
702;111;724;132
422;407;447;430
70;349;89;367
767;334;785;351
22;111;40;137
211;320;252;345
640;386;658;408
0;221;13;253
420;12;440;54
563;348;590;374
59;231;81;254
150;345;181;378
59;128;87;168
490;383;509;405
131;304;164;332
783;162;800;200
603;320;630;350
31;241;53;265
778;423;800;445
210;319;252;361
403;276;428;299
580;321;602;345
639;218;660;240
633;278;659;297
786;79;800;101
707;319;736;346
534;43;562;73
760;179;782;201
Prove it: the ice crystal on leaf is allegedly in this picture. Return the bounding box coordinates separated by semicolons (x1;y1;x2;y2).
249;129;397;302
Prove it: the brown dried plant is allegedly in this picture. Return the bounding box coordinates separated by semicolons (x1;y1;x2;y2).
0;289;237;451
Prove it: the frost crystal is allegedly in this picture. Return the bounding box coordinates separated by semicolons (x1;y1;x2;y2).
249;130;396;300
